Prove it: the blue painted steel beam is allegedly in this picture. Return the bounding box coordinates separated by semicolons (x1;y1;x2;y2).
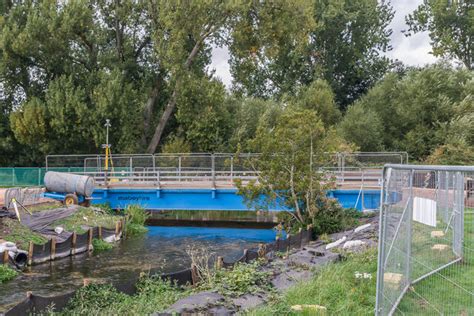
90;188;381;211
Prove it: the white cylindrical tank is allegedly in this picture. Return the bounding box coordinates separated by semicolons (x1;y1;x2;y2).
44;171;95;197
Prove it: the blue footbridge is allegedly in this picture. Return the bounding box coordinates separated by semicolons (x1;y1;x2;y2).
41;153;404;212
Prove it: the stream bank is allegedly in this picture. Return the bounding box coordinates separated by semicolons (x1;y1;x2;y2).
157;215;379;315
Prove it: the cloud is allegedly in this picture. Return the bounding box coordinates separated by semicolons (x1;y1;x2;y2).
385;0;439;66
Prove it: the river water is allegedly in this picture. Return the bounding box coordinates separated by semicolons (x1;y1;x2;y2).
0;226;277;312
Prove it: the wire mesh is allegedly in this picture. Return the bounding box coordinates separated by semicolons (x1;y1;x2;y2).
376;165;474;315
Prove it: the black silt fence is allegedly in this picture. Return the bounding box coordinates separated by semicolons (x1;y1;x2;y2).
5;225;314;316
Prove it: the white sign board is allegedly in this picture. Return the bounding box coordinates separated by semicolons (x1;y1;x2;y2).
413;197;437;227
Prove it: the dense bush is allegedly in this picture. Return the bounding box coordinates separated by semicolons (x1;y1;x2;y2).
124;205;149;236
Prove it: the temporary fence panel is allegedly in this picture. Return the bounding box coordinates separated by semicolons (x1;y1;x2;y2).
376;164;474;315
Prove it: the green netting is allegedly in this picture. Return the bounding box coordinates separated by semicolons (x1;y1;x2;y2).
0;168;85;187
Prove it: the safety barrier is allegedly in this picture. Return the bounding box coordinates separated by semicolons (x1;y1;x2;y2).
4;226;313;315
375;164;474;315
1;221;124;266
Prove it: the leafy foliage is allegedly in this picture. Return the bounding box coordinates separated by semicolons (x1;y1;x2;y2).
406;0;473;69
92;238;113;253
237;108;350;230
124;205;149;236
63;277;190;315
338;64;474;161
0;265;18;284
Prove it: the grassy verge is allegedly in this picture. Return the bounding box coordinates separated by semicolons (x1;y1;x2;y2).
250;249;378;315
51;207;121;234
0;265;18;283
0;218;48;249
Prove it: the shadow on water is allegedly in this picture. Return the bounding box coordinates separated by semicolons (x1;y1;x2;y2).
0;225;278;312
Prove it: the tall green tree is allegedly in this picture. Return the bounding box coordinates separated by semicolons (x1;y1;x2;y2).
230;0;394;108
406;0;473;69
145;0;315;153
339;64;473;161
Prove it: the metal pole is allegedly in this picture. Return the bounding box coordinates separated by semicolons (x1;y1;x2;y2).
211;154;216;188
178;156;182;182
230;156;234;183
406;169;414;289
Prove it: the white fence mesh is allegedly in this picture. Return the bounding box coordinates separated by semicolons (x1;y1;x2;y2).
376;164;474;315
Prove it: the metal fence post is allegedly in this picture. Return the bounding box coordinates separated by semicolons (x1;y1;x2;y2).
406;169;414;288
12;168;15;186
211;154;216;188
375;166;388;315
178;156;182;182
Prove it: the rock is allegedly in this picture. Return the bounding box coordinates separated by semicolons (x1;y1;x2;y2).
354;223;371;233
54;226;64;235
325;236;346;250
163;291;225;314
271;269;312;291
431;230;445;238
232;294;265;310
207;305;234;315
342;240;367;251
432;244;449;251
291;304;327;314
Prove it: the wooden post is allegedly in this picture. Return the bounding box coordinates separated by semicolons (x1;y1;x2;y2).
98;226;102;240
258;243;266;260
298;228;303;248
2;250;8;265
287;233;292;251
87;228;93;251
115;221;120;238
216;256;224;269
191;264;199;286
275;236;280;252
28;241;34;266
50;238;56;260
71;232;77;255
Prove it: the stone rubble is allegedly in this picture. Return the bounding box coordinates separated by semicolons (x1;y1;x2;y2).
159;216;379;315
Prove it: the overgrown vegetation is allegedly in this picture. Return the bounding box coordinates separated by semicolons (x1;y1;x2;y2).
0;265;18;284
92;238;113;253
61;276;190;315
124;205;149;236
51;207;120;234
0;218;47;248
250;249;378;315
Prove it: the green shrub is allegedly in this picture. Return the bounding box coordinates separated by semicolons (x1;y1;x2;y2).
92;238;113;253
124;205;149;236
0;265;18;283
198;260;271;297
63;277;189;315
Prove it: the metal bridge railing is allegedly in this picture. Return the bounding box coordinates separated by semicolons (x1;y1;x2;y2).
376;164;474;315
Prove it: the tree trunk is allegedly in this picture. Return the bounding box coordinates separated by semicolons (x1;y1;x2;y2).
146;40;205;153
146;89;177;153
146;23;218;153
142;76;162;146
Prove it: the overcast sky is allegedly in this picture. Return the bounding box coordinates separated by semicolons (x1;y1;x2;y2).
209;0;438;89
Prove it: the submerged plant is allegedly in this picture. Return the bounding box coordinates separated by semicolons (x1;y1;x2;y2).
92;238;113;253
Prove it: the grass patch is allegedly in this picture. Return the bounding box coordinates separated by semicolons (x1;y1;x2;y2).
0;218;47;249
0;265;18;283
92;238;113;253
60;276;190;315
124;205;149;236
396;211;474;315
51;207;121;234
250;249;378;315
